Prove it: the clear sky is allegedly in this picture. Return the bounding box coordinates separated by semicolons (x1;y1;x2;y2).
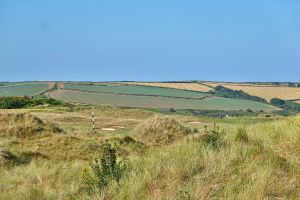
0;0;299;82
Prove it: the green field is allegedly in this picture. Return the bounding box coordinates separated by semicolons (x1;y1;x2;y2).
64;83;209;98
0;82;17;86
0;83;49;97
0;82;281;111
50;89;278;111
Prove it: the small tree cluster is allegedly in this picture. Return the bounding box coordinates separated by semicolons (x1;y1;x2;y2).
271;98;300;112
0;96;68;109
211;86;267;103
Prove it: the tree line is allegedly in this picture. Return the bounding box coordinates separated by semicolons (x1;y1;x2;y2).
210;86;267;103
0;96;69;109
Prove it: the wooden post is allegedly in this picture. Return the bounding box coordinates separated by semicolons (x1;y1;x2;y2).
213;120;216;131
204;125;207;134
92;112;95;133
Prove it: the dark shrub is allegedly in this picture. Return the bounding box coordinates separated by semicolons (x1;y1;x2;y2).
201;130;226;150
0;97;69;109
82;143;128;191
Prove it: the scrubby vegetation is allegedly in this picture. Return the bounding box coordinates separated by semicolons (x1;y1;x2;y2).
211;85;267;103
93;116;300;199
81;143;129;193
200;129;226;150
0;96;69;109
271;98;300;112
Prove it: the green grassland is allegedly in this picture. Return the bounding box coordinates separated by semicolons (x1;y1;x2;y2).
50;89;278;111
64;83;209;98
0;82;49;97
0;82;17;86
0;82;280;112
0;105;299;199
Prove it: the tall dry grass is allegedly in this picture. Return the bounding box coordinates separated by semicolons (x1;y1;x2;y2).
1;115;300;199
87;116;300;199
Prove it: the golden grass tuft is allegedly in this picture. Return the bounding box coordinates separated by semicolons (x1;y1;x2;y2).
0;113;62;138
133;115;197;145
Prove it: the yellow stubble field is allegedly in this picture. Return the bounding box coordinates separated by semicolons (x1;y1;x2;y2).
120;82;212;92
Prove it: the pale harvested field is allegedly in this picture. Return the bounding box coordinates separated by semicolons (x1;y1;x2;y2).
293;100;300;104
203;82;225;87
203;82;271;87
222;84;300;102
121;82;212;92
203;82;300;102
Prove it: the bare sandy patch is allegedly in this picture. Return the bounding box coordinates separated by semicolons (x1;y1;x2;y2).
101;128;116;131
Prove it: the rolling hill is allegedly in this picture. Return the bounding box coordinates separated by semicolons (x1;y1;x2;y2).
0;81;286;111
126;81;300;104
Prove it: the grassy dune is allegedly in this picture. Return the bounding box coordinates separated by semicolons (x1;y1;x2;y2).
86;116;300;200
0;106;299;199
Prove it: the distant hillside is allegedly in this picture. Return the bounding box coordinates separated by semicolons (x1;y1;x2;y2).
126;81;300;104
0;81;284;112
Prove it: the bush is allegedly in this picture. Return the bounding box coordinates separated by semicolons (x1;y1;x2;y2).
82;143;128;192
201;130;225;150
270;98;285;106
0;97;27;109
169;108;176;113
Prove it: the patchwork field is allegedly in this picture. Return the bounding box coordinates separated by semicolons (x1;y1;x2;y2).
0;82;49;97
120;82;212;92
223;84;300;102
0;81;282;111
203;82;300;102
63;83;210;98
118;81;300;103
49;89;278;111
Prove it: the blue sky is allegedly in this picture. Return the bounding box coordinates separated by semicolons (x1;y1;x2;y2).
0;0;299;82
